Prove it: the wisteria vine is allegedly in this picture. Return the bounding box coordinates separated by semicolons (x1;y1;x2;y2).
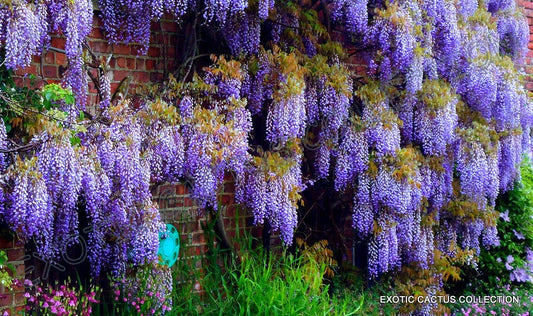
1;1;532;314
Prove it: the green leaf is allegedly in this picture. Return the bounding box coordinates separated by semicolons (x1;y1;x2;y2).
70;135;81;146
64;95;75;105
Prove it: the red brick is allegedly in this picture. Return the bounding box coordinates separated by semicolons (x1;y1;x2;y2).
46;79;62;85
55;53;67;65
148;47;161;58
167;197;184;208
131;45;146;55
91;41;111;53
183;195;197;207
156;59;166;71
218;194;233;205
117;57;127;68
113;44;131;55
89;27;104;39
9;282;23;294
159;185;176;197
108;57;116;68
110;83;120;92
151;32;163;43
146;59;156;70
14;64;37;77
89;82;97;94
44;52;54;64
7;248;24;261
176;221;198;234
161;21;178;32
0;294;13;307
13;78;23;86
51;37;66;48
14;264;25;279
226;229;236;239
136;58;145;70
42;65;58;78
14;292;25;305
127;58;136;69
176;184;186;195
195;247;203;256
113;70;130;82
135;71;150;83
166;44;176;56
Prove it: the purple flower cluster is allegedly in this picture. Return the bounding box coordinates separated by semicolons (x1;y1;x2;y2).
365;3;416;79
0;121;8;172
236;152;303;245
0;2;48;70
487;0;516;13
496;12;529;61
266;92;306;146
222;12;260;56
330;0;368;34
0;1;92;106
304;70;352;178
4;157;54;259
362;101;400;156
258;0;274;19
335;125;368;190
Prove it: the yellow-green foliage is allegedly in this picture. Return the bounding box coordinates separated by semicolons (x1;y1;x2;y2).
296;238;338;279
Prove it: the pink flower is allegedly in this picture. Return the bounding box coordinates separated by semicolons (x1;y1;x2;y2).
461;307;471;316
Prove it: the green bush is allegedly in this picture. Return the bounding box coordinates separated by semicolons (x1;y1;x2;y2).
450;158;533;314
475;158;533;290
171;227;363;315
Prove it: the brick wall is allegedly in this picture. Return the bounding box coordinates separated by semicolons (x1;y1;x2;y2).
519;0;533;91
0;236;26;315
153;174;261;265
1;13;191;313
2;1;533;312
14;14;182;107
